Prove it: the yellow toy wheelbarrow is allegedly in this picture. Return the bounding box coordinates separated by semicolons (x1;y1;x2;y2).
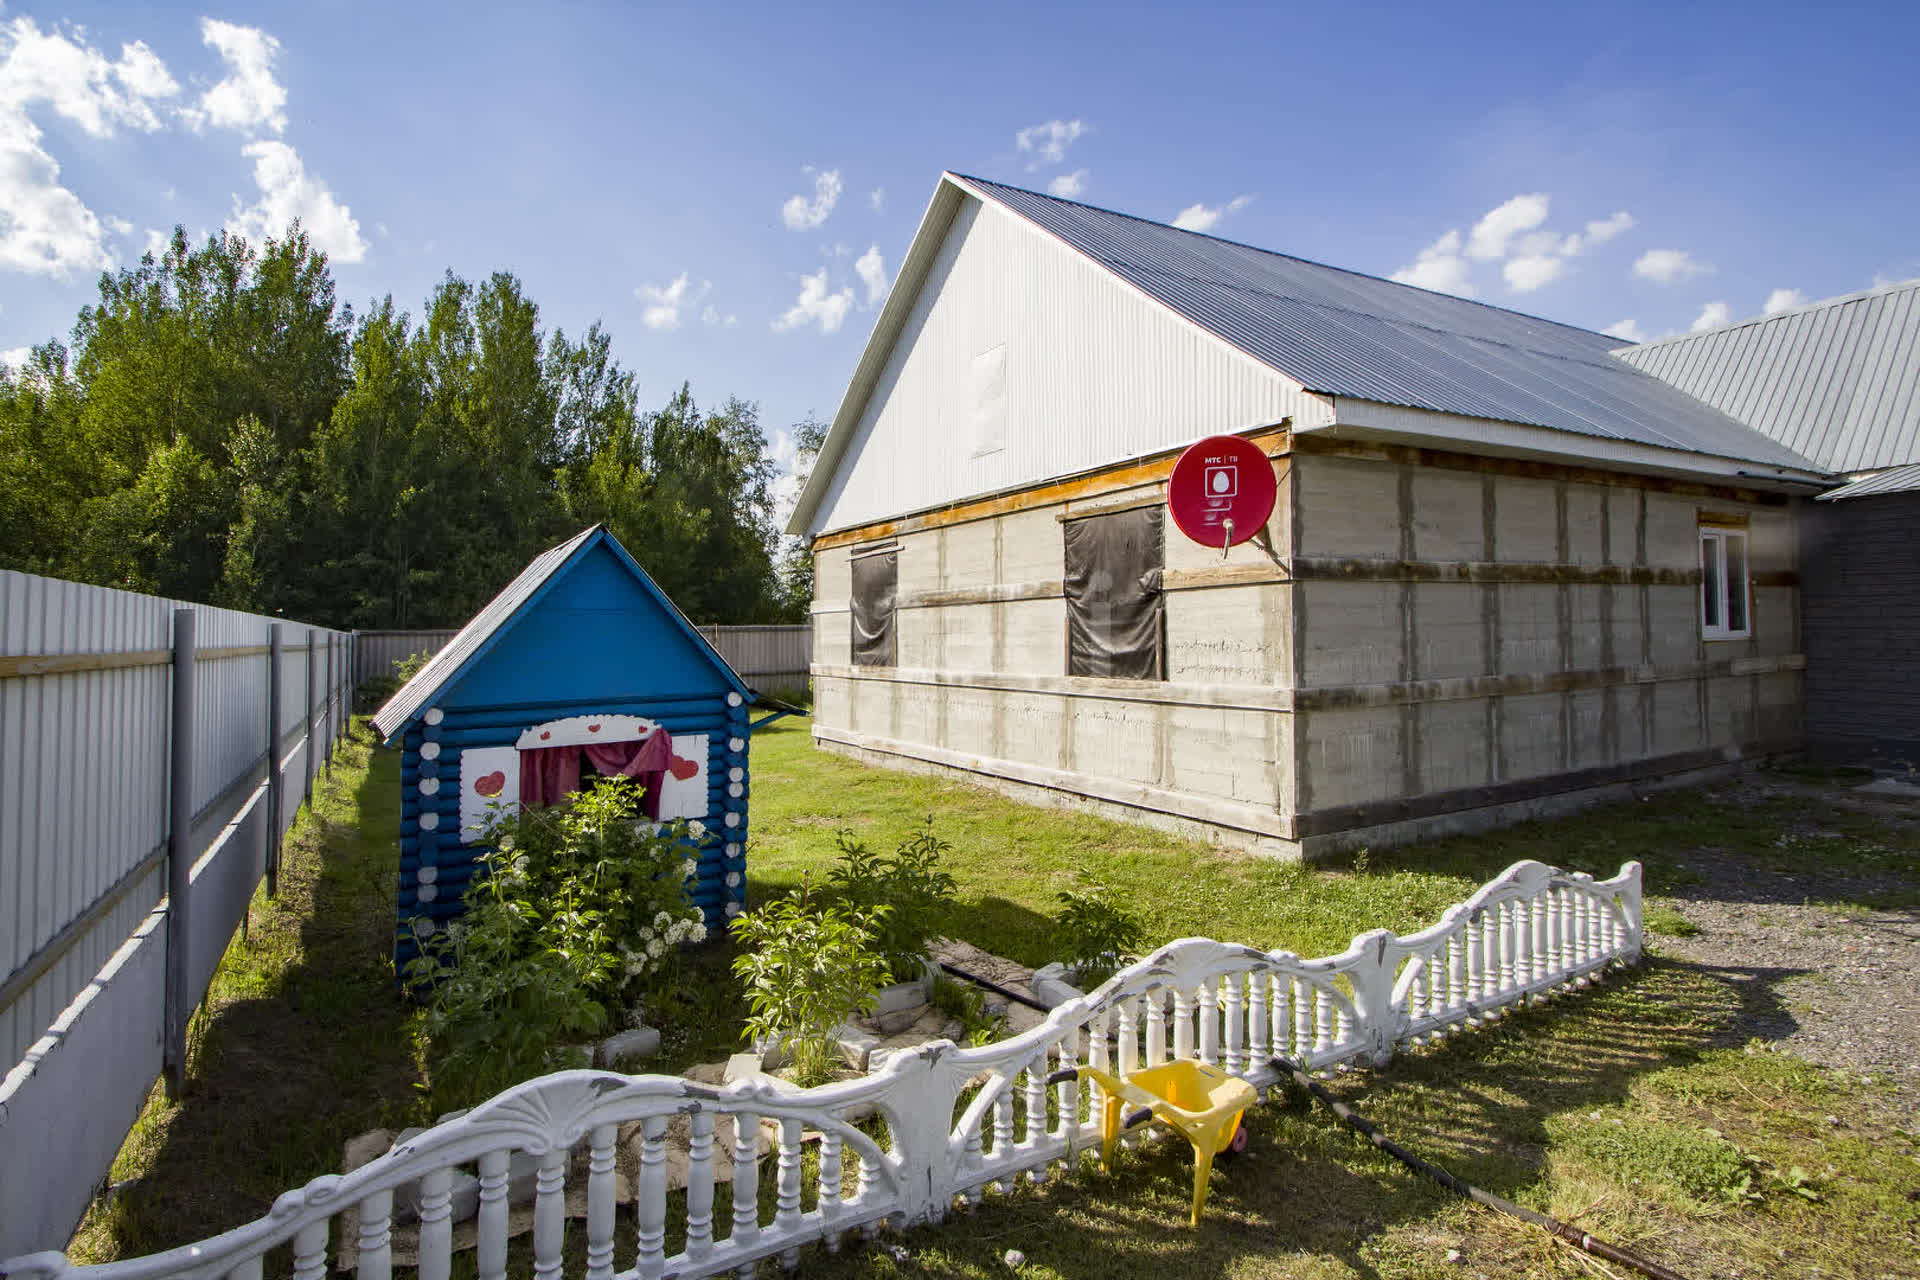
1047;1058;1257;1225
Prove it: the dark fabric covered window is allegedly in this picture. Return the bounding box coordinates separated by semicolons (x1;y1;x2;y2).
851;547;898;667
1064;506;1164;680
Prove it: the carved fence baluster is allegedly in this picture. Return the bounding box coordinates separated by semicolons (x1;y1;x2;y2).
1172;984;1196;1061
731;1108;760;1272
573;1124;612;1280
1314;986;1334;1054
1146;989;1168;1067
687;1112;716;1262
1247;971;1269;1067
1221;974;1244;1075
819;1128;844;1250
291;1219;329;1280
225;1257;263;1280
776;1116;804;1268
1532;891;1551;987
963;1100;985;1206
533;1149;567;1280
1054;1035;1080;1169
994;1077;1016;1190
419;1168;454;1280
1024;1054;1049;1182
357;1188;393;1280
1449;932;1467;1025
1293;978;1312;1062
477;1149;509;1280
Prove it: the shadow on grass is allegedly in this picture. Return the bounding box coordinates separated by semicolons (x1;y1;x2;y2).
73;724;427;1262
774;954;1802;1280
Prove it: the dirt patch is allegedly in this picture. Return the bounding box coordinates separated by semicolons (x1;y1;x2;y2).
1649;778;1920;1093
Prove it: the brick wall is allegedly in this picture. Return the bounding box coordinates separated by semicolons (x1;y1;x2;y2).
1801;492;1920;759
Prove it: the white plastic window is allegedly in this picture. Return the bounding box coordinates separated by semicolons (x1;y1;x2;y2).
1700;527;1751;640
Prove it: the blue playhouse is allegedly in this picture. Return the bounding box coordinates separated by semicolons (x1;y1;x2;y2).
371;525;757;963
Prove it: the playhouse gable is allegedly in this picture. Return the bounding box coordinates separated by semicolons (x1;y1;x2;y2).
437;540;736;712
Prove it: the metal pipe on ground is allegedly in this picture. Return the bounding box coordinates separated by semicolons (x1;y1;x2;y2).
936;960;1051;1014
1267;1056;1688;1280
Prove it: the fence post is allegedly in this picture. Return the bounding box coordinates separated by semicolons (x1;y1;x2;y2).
304;633;316;808
323;636;334;779
266;623;284;898
164;609;195;1100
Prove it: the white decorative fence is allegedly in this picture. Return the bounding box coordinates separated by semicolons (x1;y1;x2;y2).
0;859;1640;1280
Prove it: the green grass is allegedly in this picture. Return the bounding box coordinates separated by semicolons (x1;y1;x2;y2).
64;714;1920;1278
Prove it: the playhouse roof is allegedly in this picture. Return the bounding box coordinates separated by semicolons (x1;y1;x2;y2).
370;525;752;743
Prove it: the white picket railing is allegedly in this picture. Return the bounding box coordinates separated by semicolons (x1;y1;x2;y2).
1;858;1640;1280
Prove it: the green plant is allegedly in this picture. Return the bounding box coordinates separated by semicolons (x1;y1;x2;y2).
827;818;957;982
1053;882;1147;989
731;879;892;1086
392;648;435;684
405;777;709;1100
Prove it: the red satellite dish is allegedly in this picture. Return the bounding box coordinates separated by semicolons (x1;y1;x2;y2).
1167;435;1277;549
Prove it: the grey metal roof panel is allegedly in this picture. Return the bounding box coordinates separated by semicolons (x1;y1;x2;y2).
1817;462;1920;501
958;175;1821;472
1613;279;1920;473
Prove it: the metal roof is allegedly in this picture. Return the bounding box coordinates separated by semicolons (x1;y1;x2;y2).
370;525;751;742
1611;278;1920;474
1817;462;1920;502
955;175;1821;473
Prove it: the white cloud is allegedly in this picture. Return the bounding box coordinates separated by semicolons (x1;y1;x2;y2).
226;139;367;262
1502;253;1565;292
0;345;32;371
1170;194;1252;233
191;19;286;134
773;267;854;335
854;244;887;306
1763;287;1806;315
1466;193;1549;261
1691;300;1733;332
1047;168;1088;199
1015;118;1084;168
143;226;170;258
1604;318;1647;344
1633;248;1711;284
635;272;704;331
700;303;736;327
0;17;179;276
1564;210;1633;254
781;168;842;231
1390;228;1474;297
868;186;884;213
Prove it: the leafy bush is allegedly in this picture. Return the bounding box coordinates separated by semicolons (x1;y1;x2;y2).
731;880;891;1086
406;777;708;1102
393;648;435;683
827;819;957;983
1053;882;1147;989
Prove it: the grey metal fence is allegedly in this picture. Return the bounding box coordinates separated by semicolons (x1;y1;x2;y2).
0;571;353;1256
357;625;812;693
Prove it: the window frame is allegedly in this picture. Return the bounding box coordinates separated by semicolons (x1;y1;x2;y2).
849;543;898;668
1062;504;1166;681
1699;524;1752;642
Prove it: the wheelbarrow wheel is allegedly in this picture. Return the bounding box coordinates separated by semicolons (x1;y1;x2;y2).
1219;1118;1250;1157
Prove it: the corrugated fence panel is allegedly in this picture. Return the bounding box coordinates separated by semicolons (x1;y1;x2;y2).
0;570;353;1256
353;629;458;684
695;625;812;685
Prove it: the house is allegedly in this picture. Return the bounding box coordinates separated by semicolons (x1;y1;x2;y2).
788;173;1831;859
371;526;754;960
1613;280;1920;762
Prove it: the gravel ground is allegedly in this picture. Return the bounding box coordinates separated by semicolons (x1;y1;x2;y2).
1649;779;1920;1091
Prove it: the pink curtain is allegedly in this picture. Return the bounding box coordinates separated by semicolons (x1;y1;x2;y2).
519;745;581;807
519;729;672;814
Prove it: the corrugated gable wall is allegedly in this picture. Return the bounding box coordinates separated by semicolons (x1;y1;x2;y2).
809;197;1326;535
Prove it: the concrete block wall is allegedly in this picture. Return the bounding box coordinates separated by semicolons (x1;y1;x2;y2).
809;453;1300;848
1290;446;1803;853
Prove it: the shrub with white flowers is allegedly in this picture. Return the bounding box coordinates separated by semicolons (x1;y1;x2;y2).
407;775;712;1104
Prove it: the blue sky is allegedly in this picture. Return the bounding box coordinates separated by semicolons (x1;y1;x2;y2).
4;1;1917;510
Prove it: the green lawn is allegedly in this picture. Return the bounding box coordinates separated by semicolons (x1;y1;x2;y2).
65;714;1920;1279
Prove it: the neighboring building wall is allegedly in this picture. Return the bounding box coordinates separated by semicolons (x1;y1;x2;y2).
1801;492;1920;760
811;432;1301;854
1288;439;1802;856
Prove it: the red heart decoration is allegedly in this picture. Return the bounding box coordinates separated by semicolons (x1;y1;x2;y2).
668;755;698;781
474;771;505;797
539;730;551;740
588;723;601;733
